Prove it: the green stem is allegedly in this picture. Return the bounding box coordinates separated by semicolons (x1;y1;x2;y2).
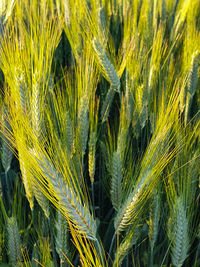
96;239;105;266
0;196;8;221
108;231;116;264
91;182;95;209
149;247;153;267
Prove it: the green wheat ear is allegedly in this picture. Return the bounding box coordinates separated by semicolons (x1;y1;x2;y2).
36;154;97;241
7;216;21;266
2;138;13;175
185;51;199;124
78;96;89;156
19;153;34;210
1;111;13;175
188;51;199;96
113;222;145;266
32;182;50;218
92;38;120;92
148;191;160;262
111;151;122;211
168;197;189;267
65;111;74;156
101;86;115;122
55;212;71;264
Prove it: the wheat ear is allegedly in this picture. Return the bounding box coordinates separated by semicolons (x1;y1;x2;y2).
55;211;71;264
148;192;160;265
168;197;189;267
111;151;122;211
78;96;89;156
114;184;146;233
31;78;41;138
185;51;199;124
88;131;97;184
101;86;115;122
37;155;97;241
92;38;120;92
2;139;13;175
113;224;142;266
19;152;34;210
32;181;50;218
7;217;21;266
1;112;13;175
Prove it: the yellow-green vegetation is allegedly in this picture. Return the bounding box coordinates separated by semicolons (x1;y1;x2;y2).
0;0;199;266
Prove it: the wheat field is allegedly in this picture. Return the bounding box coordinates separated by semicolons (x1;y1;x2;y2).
0;0;199;266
